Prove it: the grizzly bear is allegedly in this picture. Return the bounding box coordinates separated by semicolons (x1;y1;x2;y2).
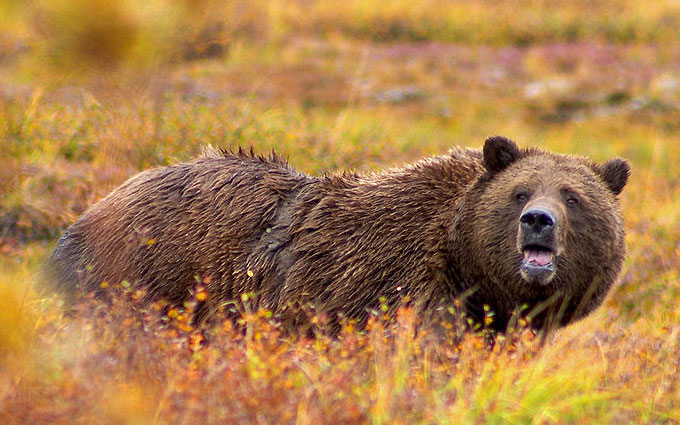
44;136;629;332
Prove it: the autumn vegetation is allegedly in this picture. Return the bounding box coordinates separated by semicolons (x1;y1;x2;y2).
1;1;679;423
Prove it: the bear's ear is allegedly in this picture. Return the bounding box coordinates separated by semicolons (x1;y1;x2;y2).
598;158;630;195
483;136;521;174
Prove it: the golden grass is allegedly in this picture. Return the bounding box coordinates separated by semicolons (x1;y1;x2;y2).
3;0;680;68
1;1;680;423
0;263;678;424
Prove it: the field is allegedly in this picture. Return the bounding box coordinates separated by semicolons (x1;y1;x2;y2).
1;1;679;423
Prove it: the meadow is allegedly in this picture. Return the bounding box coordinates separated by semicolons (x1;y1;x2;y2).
1;1;679;423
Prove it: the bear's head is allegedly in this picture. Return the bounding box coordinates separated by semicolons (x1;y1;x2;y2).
452;136;630;329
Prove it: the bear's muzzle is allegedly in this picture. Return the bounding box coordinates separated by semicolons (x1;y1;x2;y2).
517;202;563;285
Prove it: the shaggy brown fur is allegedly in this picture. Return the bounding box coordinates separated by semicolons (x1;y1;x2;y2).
44;137;629;332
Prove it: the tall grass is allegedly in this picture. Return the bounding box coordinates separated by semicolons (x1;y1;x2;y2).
1;261;678;424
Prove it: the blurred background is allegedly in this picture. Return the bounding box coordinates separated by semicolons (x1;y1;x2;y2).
1;2;680;423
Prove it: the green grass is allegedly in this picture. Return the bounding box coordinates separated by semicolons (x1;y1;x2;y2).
1;1;680;423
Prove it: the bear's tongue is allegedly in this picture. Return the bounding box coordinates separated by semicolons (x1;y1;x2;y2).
523;248;553;266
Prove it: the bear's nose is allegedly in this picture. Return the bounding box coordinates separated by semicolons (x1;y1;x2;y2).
520;207;556;235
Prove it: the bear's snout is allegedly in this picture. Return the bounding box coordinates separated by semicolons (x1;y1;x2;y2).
517;204;561;285
520;207;556;242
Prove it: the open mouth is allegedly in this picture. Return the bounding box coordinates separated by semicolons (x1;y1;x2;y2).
522;244;554;267
520;244;556;284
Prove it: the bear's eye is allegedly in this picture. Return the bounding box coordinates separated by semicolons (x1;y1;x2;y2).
515;192;529;204
561;188;581;208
